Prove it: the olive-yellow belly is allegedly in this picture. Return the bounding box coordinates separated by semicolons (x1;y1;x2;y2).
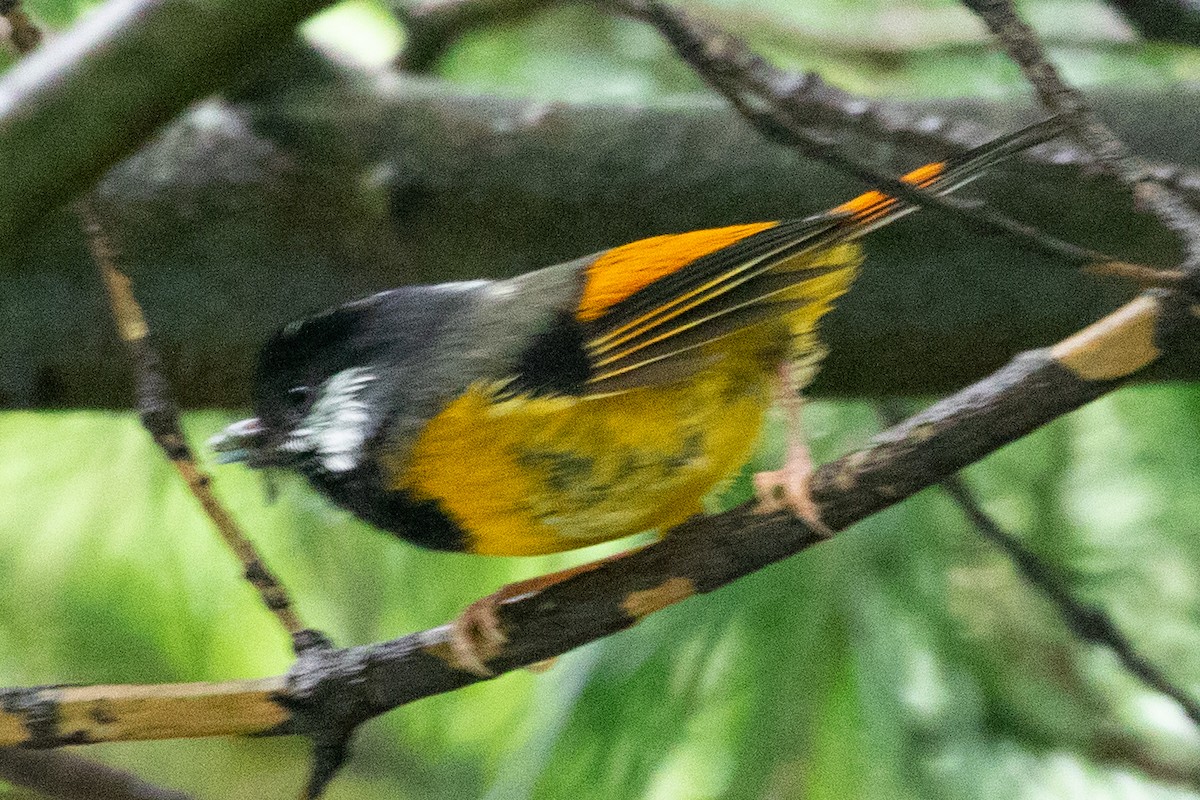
388;355;776;555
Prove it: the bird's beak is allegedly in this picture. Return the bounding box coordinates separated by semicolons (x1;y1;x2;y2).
208;417;266;465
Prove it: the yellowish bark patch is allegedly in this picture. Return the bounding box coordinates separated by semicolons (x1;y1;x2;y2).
621;577;697;620
1050;295;1161;381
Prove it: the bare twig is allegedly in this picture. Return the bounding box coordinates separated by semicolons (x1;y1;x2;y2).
943;474;1200;725
393;0;1135;74
4;14;201;794
391;0;1130;74
83;204;313;647
3;0;312;651
703;1;1136;56
962;0;1200;277
20;1;312;651
603;0;1174;280
3;9;236;798
876;400;1200;728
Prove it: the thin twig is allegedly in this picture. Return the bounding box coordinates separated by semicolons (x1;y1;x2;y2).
81;204;312;647
962;0;1200;278
6;0;314;649
944;475;1200;725
876;399;1200;728
4;0;313;649
3;10;219;797
603;0;1177;282
3;7;241;797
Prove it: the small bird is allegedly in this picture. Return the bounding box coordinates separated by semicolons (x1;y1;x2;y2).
212;118;1064;674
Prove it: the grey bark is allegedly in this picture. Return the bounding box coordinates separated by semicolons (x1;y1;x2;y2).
4;45;1196;408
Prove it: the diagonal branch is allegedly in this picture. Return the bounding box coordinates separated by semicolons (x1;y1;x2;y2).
2;3;304;795
87;206;314;648
963;0;1200;276
1;288;1196;756
0;0;338;249
603;0;1166;280
941;473;1200;726
3;0;316;650
5;0;1197;796
0;748;195;800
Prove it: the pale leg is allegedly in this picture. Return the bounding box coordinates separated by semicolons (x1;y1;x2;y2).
450;548;642;676
752;363;831;535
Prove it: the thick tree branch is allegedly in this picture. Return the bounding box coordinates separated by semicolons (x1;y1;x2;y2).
0;0;338;248
1;9;1195;404
7;55;1198;407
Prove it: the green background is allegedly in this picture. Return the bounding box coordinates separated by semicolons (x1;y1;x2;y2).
4;0;1200;797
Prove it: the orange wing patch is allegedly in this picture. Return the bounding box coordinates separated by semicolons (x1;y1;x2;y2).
833;161;948;223
576;222;778;322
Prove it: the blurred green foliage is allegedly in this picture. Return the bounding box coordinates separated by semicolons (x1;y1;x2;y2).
5;390;1200;798
4;0;1200;798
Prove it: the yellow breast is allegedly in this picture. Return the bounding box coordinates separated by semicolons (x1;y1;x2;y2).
387;348;777;556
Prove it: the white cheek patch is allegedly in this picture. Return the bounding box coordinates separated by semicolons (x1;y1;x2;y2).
291;367;377;473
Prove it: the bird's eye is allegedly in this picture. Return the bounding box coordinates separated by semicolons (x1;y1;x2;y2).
286;385;313;410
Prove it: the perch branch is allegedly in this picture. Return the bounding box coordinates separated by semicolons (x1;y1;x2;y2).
0;289;1195;756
